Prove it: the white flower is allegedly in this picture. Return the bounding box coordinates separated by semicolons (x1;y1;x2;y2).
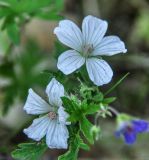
54;15;127;86
23;78;70;149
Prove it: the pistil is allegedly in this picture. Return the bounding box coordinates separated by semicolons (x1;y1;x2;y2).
48;111;57;119
82;44;93;57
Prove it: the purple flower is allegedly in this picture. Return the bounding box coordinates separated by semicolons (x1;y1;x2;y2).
115;119;149;144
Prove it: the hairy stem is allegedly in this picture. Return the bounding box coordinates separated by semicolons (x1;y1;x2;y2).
108;106;119;116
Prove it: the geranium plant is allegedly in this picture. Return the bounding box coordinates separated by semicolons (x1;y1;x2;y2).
11;15;149;160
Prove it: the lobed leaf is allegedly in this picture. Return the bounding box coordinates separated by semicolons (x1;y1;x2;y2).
58;134;89;160
80;116;94;144
11;142;47;160
102;97;116;104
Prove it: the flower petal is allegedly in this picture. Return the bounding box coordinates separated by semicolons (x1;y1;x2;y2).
82;15;108;47
24;116;50;141
115;130;121;137
92;36;127;56
86;58;113;86
58;106;70;125
46;78;64;107
24;89;51;115
57;50;85;75
54;20;83;52
46;120;69;149
132;120;149;133
123;131;136;145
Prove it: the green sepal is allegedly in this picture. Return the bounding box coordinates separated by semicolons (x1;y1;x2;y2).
116;113;134;124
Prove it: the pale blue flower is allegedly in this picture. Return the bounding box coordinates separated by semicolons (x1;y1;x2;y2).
54;15;127;86
23;78;70;149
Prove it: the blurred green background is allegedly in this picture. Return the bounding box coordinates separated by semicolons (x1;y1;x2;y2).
0;0;149;159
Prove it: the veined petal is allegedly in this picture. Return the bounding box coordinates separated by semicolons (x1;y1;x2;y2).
46;120;69;149
92;36;127;56
132;120;149;133
86;58;113;86
46;78;64;107
58;106;70;125
82;15;108;47
24;116;50;141
123;132;136;144
57;50;85;75
54;20;83;52
24;89;51;115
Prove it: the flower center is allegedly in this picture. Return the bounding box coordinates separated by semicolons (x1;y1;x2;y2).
48;111;57;119
126;126;134;133
82;44;93;57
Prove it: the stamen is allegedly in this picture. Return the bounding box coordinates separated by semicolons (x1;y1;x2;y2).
48;111;57;119
83;44;93;57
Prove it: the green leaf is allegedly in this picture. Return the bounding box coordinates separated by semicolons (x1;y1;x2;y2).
36;10;63;20
11;0;52;13
7;23;20;45
67;113;81;122
55;0;64;10
92;92;104;102
79;139;90;151
0;7;11;18
62;97;100;123
83;103;100;115
61;97;79;113
35;0;64;20
11;142;47;160
80;116;94;144
102;97;116;104
58;138;79;160
58;134;89;160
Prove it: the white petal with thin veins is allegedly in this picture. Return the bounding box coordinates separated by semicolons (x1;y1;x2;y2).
58;106;70;125
54;20;83;52
24;89;51;115
86;58;113;86
46;78;64;107
54;15;127;85
46;120;69;149
57;50;85;75
82;15;108;47
24;116;50;141
92;36;127;56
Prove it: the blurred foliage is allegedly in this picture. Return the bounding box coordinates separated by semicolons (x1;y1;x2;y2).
0;0;64;115
0;0;63;44
0;41;56;115
135;10;149;43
